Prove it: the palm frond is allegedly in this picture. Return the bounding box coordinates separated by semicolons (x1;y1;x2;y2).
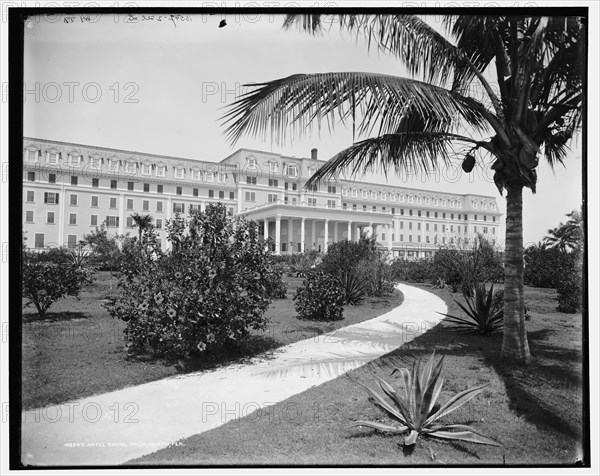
221;72;492;147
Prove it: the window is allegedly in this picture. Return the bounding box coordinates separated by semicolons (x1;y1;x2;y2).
69;213;77;225
108;159;119;171
90;215;97;226
285;163;298;177
484;215;487;222
442;225;446;232
125;161;137;174
418;223;421;231
90;156;102;169
400;221;404;229
418;210;422;217
268;179;279;187
176;186;183;195
106;216;119;227
27;172;35;182
426;223;429;231
247;158;257;167
126;217;134;228
44;192;59;204
418;235;421;243
475;215;478;220
142;163;152;175
26;191;34;202
25;211;34;222
142;183;149;193
68;154;82;167
409;209;413;216
327;200;336;208
308;198;317;207
352;204;357;211
435;212;438;218
128;182;134;191
191;169;202;181
91;196;99;207
173;202;185;213
372;206;377;212
391;208;395;214
174;167;185;179
47;212;55;224
110;197;117;208
409;235;413;242
492;228;496;235
206;171;215;182
157;184;163;194
493;216;496;222
307;183;319;192
126;199;134;209
219;173;227;183
328;185;337;194
443;213;446;219
71;176;78;186
192;188;199;197
474;226;478;233
70;194;78;206
434;224;438;232
269;162;278;173
284;182;298;191
111;180;117;189
245;191;255;201
409;222;413;230
156;201;163;212
156;219;162;229
246;176;257;185
268;193;278;203
47;152;59;165
67;235;77;249
92;178;99;188
451;225;454;232
48;173;56;184
26;149;38;162
219;190;225;199
142;200;149;211
451;213;454;220
208;190;214;198
382;233;386;241
156;165;166;177
34;233;44;248
363;205;367;211
229;191;235;200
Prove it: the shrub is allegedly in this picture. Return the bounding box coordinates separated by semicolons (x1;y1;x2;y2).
106;203;283;359
289;250;321;277
390;258;436;284
556;251;583;313
440;283;503;334
265;263;288;299
524;244;575;289
340;271;366;305
358;256;396;297
293;272;345;321
320;235;378;277
22;246;95;318
347;351;501;448
83;224;127;272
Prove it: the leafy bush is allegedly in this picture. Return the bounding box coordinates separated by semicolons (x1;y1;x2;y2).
347;351;501;448
340;271;366;305
390;258;436;284
440;283;503;334
106;203;283;359
556;251;583;313
320;235;378;277
358;256;396;297
22;246;95;318
293;271;345;321
524;244;575;289
265;263;288;299
83;224;128;271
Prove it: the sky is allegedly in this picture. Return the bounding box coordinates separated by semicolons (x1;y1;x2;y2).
22;12;584;246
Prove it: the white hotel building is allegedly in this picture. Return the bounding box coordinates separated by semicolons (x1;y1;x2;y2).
22;138;502;258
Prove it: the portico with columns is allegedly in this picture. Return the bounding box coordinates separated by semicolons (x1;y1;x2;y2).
240;203;394;255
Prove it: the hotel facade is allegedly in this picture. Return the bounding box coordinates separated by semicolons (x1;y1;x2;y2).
22;138;502;258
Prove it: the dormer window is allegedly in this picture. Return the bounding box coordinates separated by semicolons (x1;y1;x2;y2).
285;163;298;177
371;190;377;199
269;162;279;173
352;188;358;197
47;151;60;165
108;158;120;171
191;169;202;181
125;161;137;174
247;158;257;168
174;167;185;179
381;192;387;201
141;163;152;175
390;193;396;202
25;148;39;162
156;164;166;177
219;173;227;183
67;153;82;167
90;156;102;169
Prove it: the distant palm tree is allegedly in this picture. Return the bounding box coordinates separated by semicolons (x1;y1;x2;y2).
545;208;583;252
130;213;154;244
222;14;584;363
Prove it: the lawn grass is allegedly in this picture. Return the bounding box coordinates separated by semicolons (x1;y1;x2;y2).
129;283;584;466
21;271;404;410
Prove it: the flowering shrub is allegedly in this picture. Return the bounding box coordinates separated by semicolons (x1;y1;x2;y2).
105;203;283;359
293;271;345;321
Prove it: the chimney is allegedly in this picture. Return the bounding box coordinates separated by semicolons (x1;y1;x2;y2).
311;148;318;161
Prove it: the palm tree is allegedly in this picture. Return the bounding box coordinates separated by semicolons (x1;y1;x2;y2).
221;14;584;363
544;208;583;252
130;213;154;244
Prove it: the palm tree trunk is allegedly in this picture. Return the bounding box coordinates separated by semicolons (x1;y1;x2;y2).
501;183;531;363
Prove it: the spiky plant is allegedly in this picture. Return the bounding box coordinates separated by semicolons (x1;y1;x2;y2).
347;352;501;447
340;271;366;305
440;282;504;334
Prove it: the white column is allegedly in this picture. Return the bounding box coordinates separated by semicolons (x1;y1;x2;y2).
347;221;352;241
368;221;373;238
300;218;306;252
263;219;269;239
275;216;281;255
324;219;329;252
287;218;293;254
58;183;66;246
333;221;338;243
311;220;316;249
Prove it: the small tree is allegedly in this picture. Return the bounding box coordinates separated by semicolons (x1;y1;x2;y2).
22;247;95;318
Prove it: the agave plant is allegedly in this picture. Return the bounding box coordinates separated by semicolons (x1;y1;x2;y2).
440;282;504;334
340;271;366;305
348;352;501;447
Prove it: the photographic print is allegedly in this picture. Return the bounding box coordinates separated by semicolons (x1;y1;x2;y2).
8;3;592;471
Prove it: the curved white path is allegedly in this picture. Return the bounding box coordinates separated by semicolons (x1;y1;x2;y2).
21;284;447;466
